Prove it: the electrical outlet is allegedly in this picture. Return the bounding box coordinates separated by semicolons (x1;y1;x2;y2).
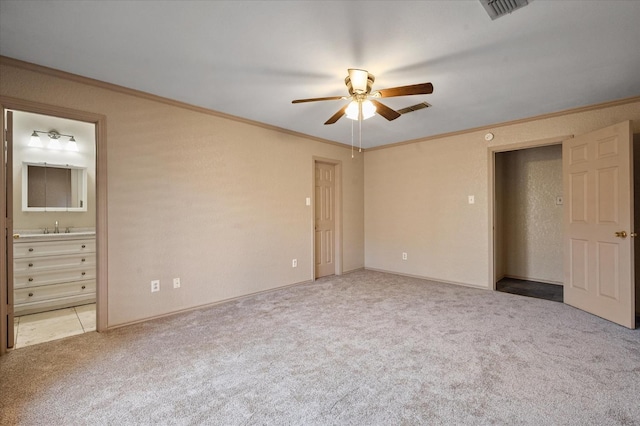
151;280;160;292
402;252;408;261
173;277;181;288
292;259;297;268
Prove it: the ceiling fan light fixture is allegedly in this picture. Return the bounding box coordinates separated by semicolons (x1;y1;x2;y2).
348;69;369;93
345;101;359;120
346;99;376;121
361;99;376;119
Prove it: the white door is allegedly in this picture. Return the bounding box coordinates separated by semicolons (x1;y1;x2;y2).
563;121;635;328
315;162;335;278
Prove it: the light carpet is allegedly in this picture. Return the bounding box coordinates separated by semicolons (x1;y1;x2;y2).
1;270;639;425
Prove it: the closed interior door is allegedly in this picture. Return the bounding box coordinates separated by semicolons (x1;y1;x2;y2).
563;121;635;328
315;161;335;278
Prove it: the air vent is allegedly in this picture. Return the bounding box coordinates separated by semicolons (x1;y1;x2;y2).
398;102;431;115
480;0;529;20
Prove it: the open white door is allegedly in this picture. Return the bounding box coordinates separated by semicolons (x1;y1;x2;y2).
2;109;14;353
563;121;635;329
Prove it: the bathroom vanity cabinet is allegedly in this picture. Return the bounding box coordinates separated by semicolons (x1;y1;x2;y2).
13;233;96;316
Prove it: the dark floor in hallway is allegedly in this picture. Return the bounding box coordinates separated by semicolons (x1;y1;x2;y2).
496;277;563;302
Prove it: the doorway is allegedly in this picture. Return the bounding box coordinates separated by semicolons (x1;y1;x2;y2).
313;158;342;279
489;124;637;328
494;144;563;302
1;98;107;355
9;110;97;348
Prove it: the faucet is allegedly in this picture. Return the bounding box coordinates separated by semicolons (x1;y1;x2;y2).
54;220;59;234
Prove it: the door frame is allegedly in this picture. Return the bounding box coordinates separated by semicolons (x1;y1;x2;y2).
311;157;343;280
488;134;572;290
0;96;107;355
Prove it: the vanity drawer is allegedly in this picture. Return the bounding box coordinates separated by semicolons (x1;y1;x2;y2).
14;239;96;258
14;253;96;275
15;280;96;304
14;267;96;288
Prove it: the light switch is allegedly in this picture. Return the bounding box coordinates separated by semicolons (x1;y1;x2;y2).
306;197;311;206
468;195;475;204
556;196;563;205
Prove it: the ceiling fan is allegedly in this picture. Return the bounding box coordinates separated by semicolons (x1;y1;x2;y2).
292;68;433;125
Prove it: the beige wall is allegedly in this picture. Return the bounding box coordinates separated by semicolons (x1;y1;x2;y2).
2;58;639;327
365;101;640;288
497;145;563;284
11;110;96;230
0;61;364;327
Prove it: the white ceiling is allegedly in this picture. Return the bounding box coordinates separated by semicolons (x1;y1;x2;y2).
1;1;640;148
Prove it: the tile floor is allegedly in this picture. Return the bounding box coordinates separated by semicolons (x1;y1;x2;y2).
13;303;96;349
496;278;563;302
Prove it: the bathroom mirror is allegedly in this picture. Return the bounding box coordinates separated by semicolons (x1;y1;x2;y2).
22;162;88;212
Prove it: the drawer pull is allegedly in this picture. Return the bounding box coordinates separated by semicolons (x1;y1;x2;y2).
28;292;33;297
28;248;34;252
81;272;86;276
28;278;33;282
81;244;86;248
28;263;33;267
81;285;86;290
81;258;86;262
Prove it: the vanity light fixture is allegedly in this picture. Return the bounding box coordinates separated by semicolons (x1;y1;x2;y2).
29;131;44;148
66;136;79;152
29;130;79;151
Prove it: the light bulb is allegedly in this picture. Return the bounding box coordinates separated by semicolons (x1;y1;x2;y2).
48;137;62;150
29;131;43;147
346;100;377;121
66;136;79;151
348;69;369;93
361;100;376;120
346;101;359;120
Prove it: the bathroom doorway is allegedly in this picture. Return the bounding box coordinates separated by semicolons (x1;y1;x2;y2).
7;109;97;349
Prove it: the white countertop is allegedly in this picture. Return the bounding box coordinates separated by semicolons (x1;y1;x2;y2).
13;228;96;241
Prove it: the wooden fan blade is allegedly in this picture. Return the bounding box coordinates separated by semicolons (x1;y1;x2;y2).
292;96;345;104
377;82;433;98
324;105;348;125
370;100;401;121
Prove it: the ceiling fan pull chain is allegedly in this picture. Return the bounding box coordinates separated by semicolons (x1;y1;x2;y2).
351;120;354;158
359;114;362;153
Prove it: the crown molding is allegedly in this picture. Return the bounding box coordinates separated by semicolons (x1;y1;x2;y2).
0;55;351;150
366;95;640;152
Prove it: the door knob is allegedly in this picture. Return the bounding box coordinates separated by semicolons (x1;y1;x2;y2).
615;231;627;238
632;232;638;237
